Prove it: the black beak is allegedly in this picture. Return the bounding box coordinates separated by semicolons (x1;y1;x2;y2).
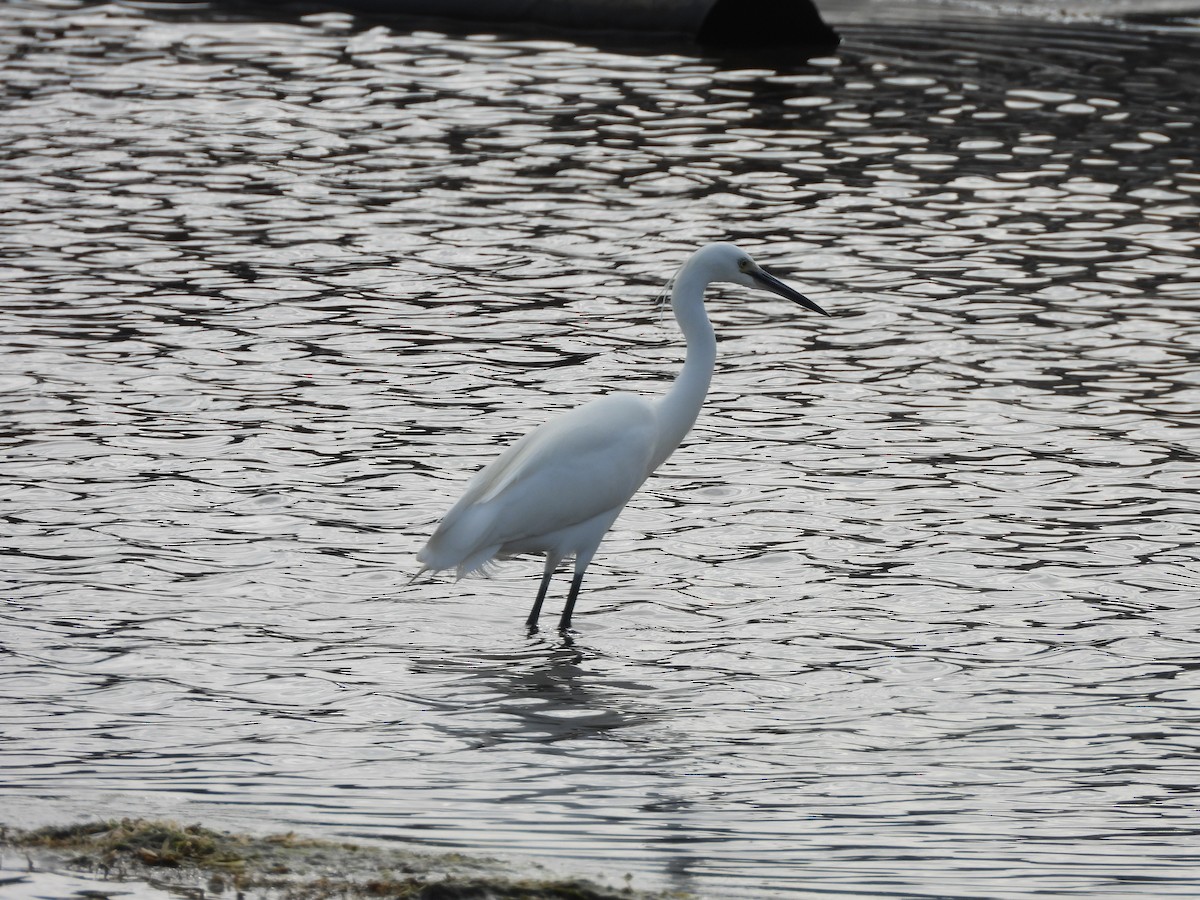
753;269;830;316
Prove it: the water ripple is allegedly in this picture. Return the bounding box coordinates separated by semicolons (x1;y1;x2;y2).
2;2;1200;897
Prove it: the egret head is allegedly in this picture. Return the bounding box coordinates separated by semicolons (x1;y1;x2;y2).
698;241;829;316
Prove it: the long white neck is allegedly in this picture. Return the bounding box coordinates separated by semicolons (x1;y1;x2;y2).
652;264;717;467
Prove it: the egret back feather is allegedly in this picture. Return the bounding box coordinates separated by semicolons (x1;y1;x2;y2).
417;394;659;578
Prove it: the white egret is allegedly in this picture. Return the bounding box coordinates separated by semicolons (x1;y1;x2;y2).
417;242;829;630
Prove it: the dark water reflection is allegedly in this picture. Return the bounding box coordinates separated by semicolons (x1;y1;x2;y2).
2;1;1200;896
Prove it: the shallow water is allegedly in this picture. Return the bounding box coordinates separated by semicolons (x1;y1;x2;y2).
2;1;1200;897
0;867;178;900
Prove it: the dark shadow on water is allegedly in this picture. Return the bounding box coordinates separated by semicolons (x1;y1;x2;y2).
107;0;840;60
405;631;649;745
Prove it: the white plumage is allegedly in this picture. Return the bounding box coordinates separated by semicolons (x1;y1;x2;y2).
417;242;829;630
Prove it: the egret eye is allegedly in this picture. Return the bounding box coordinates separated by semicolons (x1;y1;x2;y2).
738;258;751;271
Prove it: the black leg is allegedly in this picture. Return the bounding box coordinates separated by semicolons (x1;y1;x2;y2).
526;558;557;630
557;566;586;631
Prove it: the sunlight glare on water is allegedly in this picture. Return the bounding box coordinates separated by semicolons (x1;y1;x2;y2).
1;2;1199;897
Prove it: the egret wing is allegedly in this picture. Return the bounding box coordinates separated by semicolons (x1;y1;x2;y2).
429;394;659;559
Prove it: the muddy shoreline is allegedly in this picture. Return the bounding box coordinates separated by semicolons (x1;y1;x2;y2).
0;820;690;900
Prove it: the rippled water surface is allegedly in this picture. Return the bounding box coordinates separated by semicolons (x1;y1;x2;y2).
2;2;1200;896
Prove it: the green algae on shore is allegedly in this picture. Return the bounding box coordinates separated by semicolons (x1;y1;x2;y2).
1;819;690;900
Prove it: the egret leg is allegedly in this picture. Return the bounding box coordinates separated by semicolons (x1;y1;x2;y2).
526;556;558;630
558;552;594;631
